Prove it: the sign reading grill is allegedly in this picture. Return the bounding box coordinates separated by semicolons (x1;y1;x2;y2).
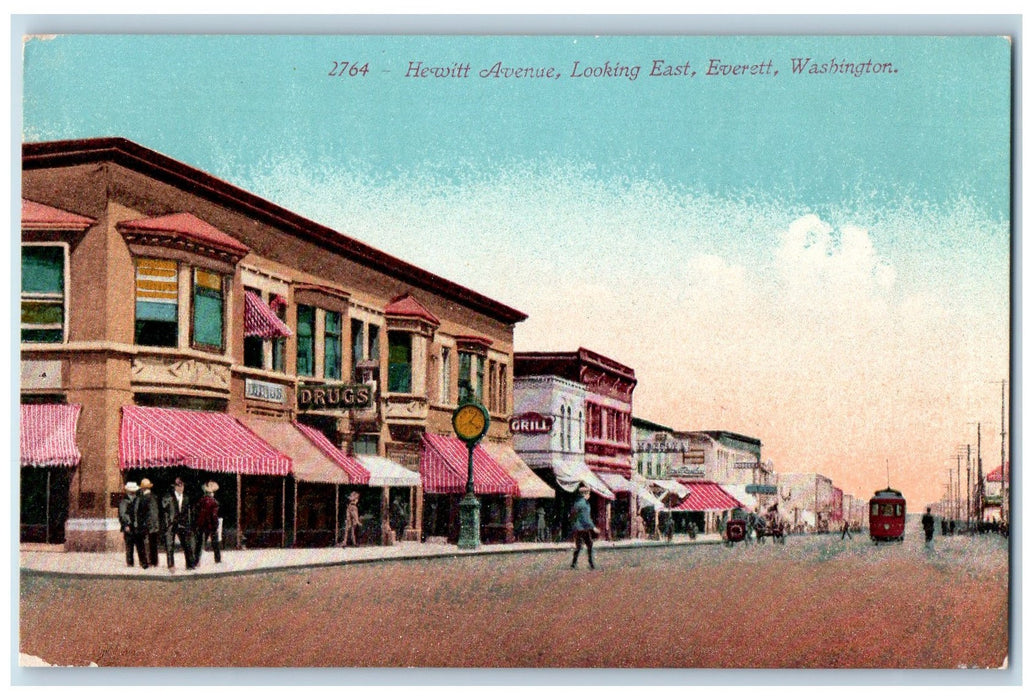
509;412;554;434
297;383;373;411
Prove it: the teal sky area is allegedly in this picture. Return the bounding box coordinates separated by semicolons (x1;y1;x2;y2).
19;33;1013;506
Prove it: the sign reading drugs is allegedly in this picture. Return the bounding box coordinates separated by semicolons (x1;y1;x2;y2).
509;412;554;434
297;383;374;411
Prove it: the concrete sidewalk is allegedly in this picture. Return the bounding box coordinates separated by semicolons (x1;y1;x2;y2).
20;533;723;580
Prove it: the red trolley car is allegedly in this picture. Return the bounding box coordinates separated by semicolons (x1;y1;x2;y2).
869;487;906;543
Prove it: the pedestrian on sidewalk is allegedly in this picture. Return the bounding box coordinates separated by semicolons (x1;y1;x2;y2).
344;491;361;547
922;507;935;548
841;520;853;540
536;504;548;543
118;482;139;567
391;495;409;543
161;477;197;570
194;481;221;565
133;478;160;568
663;513;674;543
570;484;599;570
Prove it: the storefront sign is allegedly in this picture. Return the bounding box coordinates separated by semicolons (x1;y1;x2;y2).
670;466;706;478
245;378;286;404
509;412;554;434
297;382;373;411
685;448;705;464
746;484;778;495
735;460;760;470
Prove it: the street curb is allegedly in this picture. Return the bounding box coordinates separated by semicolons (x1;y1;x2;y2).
20;538;723;582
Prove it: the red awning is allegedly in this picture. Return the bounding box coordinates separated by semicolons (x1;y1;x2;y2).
244;290;293;339
292;422;371;484
987;462;1009;482
420;433;519;495
671;480;742;512
119;406;291;475
21;404;82;468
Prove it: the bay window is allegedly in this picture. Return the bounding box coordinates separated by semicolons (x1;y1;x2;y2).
192;269;225;351
387;331;412;393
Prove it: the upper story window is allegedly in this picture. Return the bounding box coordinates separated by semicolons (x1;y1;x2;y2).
296;305;316;377
387;331;412;393
440;346;452;404
21;244;67;344
324;311;342;380
351;318;382;382
135;258;179;347
192;269;226;352
243;286;291;372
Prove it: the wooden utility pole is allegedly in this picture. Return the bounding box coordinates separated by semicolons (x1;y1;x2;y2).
1001;379;1008;524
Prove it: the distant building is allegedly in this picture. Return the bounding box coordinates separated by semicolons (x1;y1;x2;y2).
631;417;680;479
778;472;835;531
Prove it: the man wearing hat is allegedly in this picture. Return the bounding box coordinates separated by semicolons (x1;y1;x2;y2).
132;478;161;568
193;481;222;565
161;477;197;569
569;483;600;570
118;482;140;567
343;491;361;547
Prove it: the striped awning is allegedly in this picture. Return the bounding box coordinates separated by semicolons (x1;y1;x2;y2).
356;455;422;487
651;479;691;500
243;418;366;485
671;480;742;512
420;434;519;496
292;422;370;484
244;290;293;339
119;406;291;475
21;404;82;468
596;471;633;494
481;442;555;499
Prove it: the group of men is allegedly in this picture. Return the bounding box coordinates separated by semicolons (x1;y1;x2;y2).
117;477;222;570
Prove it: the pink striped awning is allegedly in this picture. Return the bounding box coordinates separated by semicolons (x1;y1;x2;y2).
420;433;519;496
244;290;293;339
671;480;742;512
119;406;291;475
21;404;82;468
293;421;371;484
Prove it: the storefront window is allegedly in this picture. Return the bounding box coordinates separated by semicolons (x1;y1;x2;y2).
296;305;315;376
387;331;412;393
324;310;342;380
191;269;224;351
21;245;67;343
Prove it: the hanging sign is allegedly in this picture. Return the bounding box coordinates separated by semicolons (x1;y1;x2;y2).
509;412;554;434
297;382;373;411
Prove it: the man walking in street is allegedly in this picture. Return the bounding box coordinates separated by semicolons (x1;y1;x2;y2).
118;482;139;567
570;484;599;569
922;507;935;549
162;477;197;570
133;478;160;568
841;520;853;540
194;480;221;565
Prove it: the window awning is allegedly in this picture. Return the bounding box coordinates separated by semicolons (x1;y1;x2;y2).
355;455;422;487
21;404;82;468
243;418;367;485
651;479;691;500
596;471;633;494
722;483;758;510
119;406;291;475
531;456;615;500
628;475;666;511
420;434;519;496
671;480;742;512
244;289;293;339
292;422;371;484
480;442;555;499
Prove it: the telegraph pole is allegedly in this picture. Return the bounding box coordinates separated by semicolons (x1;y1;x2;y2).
976;422;983;528
966;444;972;531
1000;379;1008;525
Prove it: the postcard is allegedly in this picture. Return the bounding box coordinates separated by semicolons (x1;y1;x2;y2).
16;26;1013;676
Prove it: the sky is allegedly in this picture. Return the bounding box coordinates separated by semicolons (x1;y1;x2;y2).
19;32;1012;509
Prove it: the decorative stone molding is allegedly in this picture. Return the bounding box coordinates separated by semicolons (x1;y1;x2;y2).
383;394;429;422
132;355;231;391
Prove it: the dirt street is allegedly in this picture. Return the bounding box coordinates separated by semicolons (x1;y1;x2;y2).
20;528;1008;668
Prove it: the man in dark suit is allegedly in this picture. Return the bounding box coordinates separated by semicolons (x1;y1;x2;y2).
133;478;161;568
118;481;139;567
193;480;222;565
161;477;197;570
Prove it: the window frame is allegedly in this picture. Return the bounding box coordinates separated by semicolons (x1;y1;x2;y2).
296;304;316;377
387;330;413;394
190;267;227;353
21;242;69;344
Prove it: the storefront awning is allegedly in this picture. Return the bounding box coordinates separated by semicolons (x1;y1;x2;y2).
533;456;615;500
244;290;293;339
651;479;690;500
420;434;519;496
244;418;367;485
119;406;291;475
292;422;371;484
629;475;667;511
722;483;758;510
671;480;742;512
355;455;422;487
481;442;555;499
21;404;82;468
596;471;633;494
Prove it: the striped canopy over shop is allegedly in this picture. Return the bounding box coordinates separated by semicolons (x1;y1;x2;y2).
119;405;291;475
21;404;82;468
480;442;554;499
245;418;368;484
670;480;742;512
537;457;615;500
420;434;518;496
244;289;293;339
292;421;370;484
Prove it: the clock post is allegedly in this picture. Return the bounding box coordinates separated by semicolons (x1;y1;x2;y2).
452;400;490;550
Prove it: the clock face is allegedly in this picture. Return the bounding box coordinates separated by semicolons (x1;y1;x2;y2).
453;404;488;441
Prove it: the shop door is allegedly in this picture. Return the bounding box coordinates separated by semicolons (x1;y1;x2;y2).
20;467;71;544
242;476;284;548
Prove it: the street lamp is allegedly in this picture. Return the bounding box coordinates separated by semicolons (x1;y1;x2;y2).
452;399;490;550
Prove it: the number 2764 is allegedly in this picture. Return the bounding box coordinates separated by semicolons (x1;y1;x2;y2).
329;61;370;77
